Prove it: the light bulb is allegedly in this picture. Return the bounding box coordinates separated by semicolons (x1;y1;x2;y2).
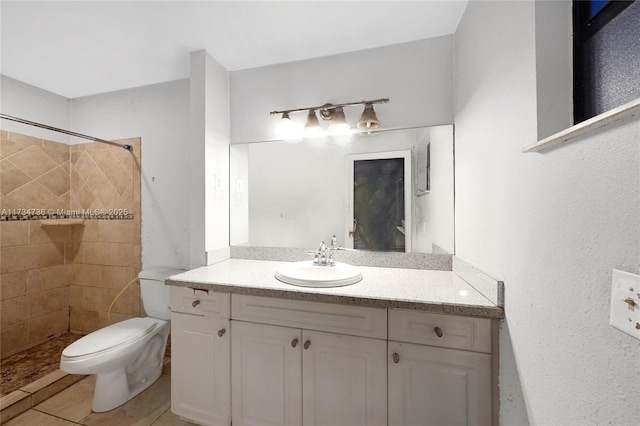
277;112;303;141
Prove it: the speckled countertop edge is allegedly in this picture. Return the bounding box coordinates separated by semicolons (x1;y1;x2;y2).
166;259;505;319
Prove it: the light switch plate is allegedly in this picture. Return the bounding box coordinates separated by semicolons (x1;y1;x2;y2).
214;174;223;191
610;269;640;340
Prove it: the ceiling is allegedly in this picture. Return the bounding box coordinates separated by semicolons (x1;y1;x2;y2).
0;1;468;99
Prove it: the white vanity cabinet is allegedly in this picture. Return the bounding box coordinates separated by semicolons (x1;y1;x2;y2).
388;309;493;426
170;287;231;426
231;295;387;426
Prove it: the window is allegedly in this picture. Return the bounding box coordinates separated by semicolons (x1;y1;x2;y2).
573;0;640;123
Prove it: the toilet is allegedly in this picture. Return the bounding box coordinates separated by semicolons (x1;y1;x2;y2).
60;268;183;412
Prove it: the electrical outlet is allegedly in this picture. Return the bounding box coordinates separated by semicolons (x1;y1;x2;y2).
214;174;223;191
609;269;640;340
236;179;244;194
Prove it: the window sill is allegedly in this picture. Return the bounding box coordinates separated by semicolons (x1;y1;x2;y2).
523;98;640;153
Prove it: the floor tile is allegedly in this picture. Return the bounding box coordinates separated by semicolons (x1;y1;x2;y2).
79;374;171;426
4;409;77;426
34;375;95;422
0;390;31;424
150;408;199;426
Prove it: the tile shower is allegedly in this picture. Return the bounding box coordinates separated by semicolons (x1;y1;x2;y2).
0;130;141;396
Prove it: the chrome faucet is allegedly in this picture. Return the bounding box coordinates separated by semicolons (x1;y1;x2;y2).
311;235;346;266
312;241;335;266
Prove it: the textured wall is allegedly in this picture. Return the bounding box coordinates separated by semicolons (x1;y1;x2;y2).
455;1;640;424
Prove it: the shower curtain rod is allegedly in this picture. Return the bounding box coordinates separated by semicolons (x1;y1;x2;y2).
0;114;133;151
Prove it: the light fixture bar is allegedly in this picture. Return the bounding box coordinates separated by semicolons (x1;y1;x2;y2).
270;98;389;116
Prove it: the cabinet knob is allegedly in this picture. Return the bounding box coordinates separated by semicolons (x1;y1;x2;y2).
291;338;299;348
218;328;226;337
303;340;311;350
192;300;200;307
392;353;400;364
434;326;443;338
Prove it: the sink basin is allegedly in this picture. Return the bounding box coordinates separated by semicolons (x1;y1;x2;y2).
275;261;363;288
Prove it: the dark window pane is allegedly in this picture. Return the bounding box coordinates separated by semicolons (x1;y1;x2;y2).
581;0;640;119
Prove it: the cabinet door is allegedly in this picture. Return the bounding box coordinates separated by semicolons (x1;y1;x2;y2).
171;313;230;426
302;330;387;426
388;341;492;426
231;321;302;426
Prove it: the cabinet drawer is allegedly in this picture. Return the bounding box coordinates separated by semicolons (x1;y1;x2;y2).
389;309;491;353
170;287;230;318
232;295;387;339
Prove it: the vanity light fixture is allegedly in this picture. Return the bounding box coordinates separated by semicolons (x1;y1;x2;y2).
271;98;389;140
304;110;322;137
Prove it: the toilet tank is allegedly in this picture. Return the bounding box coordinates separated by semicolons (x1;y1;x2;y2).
138;268;184;320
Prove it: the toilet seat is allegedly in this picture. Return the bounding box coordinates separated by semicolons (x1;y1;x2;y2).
63;317;158;358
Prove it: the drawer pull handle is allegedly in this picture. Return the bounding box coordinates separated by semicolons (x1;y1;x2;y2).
218;329;226;337
192;300;200;308
291;338;299;348
303;340;311;350
434;326;443;337
392;353;400;364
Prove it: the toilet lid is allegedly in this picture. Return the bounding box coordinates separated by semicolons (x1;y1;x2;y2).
62;317;158;358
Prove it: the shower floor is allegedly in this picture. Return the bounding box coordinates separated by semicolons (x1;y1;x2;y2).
0;333;81;397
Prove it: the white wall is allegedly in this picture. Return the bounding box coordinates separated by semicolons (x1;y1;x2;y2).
71;79;191;270
189;50;230;267
419;125;454;254
230;37;454;143
455;1;640;424
0;75;71;143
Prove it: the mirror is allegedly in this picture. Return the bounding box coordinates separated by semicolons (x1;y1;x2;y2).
230;125;454;254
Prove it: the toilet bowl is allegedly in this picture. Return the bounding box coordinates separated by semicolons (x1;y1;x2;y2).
60;268;183;412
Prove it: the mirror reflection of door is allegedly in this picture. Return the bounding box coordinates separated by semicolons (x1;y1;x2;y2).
346;150;412;252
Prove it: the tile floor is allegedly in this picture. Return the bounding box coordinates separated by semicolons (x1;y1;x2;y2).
4;363;197;426
1;334;81;397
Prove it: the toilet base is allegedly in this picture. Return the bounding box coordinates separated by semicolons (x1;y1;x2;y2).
91;323;170;412
93;366;163;412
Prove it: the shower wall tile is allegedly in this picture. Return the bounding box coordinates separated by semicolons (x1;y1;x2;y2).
0;160;31;196
1;133;38;160
0;323;28;358
8;146;58;180
1;296;28;327
0;222;29;247
1;132;142;343
36;167;70;198
0;271;27;301
29;287;68;318
69;138;141;334
28;309;69;344
0;243;65;274
27;265;70;294
5;131;42;146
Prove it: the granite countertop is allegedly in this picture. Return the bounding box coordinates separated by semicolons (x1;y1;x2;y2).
166;259;504;319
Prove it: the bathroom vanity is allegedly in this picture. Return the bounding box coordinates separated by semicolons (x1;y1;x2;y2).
166;258;503;426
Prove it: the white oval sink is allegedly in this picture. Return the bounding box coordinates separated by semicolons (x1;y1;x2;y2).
275;261;363;288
